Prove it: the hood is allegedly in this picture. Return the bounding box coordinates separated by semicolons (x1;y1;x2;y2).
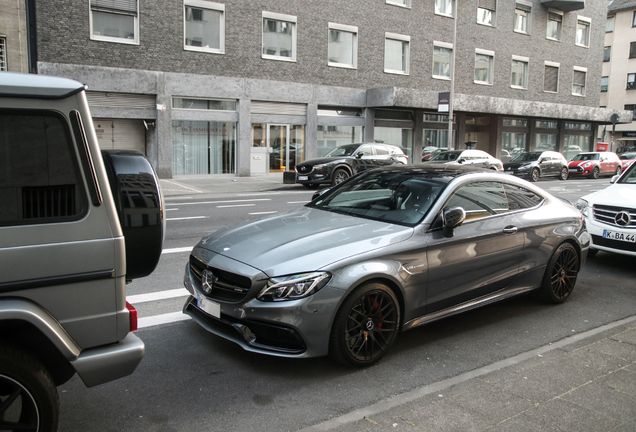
196;208;414;276
583;184;636;207
569;160;596;167
298;156;349;167
504;162;533;170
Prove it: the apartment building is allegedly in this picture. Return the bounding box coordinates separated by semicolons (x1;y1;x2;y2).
30;0;629;178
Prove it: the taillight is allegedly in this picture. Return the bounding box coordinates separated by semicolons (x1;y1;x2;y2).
126;301;138;332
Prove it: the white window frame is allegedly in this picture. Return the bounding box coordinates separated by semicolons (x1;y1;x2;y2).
543;61;560;94
89;0;139;45
328;23;358;69
384;32;410;75
432;41;453;80
386;0;411;8
511;55;529;89
474;48;495;86
183;0;225;54
477;0;496;27
572;66;587;97
546;9;563;41
514;1;532;35
435;0;454;18
575;16;591;48
262;11;297;62
606;15;615;33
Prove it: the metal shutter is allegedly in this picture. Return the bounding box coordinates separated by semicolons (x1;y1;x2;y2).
250;101;307;116
93;118;146;154
86;91;155;109
548;12;562;22
479;0;496;11
516;3;531;12
91;0;138;15
573;70;586;87
544;66;559;92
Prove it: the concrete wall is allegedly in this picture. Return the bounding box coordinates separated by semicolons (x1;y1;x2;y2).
0;0;29;72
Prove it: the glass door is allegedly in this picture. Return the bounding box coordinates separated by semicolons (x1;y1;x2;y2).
268;124;289;172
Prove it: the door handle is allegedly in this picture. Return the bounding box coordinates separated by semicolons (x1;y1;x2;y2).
503;226;518;234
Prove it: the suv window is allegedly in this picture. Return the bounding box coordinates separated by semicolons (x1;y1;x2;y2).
375;145;389;155
0;110;87;226
358;145;373;156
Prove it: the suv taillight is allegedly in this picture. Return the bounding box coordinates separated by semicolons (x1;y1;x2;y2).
126;301;138;332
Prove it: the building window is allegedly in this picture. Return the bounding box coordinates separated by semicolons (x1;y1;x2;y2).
386;0;411;7
435;0;453;17
316;125;364;157
606;16;615;32
262;11;297;62
604;46;611;62
0;37;6;71
173;121;237;174
172;97;237;111
511;56;528;89
384;32;410;75
184;1;224;54
544;61;559;93
627;73;636;90
633;11;636;27
514;2;531;34
625;104;636;120
630;42;636;59
601;76;609;92
90;0;139;44
328;23;358;69
433;41;452;80
572;67;587;96
477;0;496;26
576;17;591;48
474;49;494;85
546;10;562;41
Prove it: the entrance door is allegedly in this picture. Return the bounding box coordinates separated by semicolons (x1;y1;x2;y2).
251;123;304;174
268;124;289;172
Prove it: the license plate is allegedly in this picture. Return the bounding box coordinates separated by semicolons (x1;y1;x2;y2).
197;294;220;318
298;176;308;181
569;168;577;171
603;230;636;243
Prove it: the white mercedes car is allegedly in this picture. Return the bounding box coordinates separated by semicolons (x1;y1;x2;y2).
576;161;636;257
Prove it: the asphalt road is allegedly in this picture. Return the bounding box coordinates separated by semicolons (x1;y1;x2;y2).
57;176;635;432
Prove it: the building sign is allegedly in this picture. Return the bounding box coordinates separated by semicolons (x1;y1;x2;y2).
438;92;450;113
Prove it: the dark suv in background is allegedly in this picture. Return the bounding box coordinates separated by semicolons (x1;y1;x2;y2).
503;151;569;182
295;143;407;188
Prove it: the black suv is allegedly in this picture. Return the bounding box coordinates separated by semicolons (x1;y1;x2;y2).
503;151;569;182
295;143;408;188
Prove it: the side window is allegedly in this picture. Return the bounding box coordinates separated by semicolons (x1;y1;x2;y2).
503;184;544;211
446;182;508;220
358;145;373;156
375;145;389;155
0;111;87;226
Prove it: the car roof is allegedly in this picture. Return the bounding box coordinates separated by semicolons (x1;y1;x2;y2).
0;72;86;99
367;162;493;183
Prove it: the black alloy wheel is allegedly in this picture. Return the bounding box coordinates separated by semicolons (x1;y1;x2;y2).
539;243;579;304
530;168;540;182
0;344;59;432
331;168;350;186
559;167;569;180
589;166;600;179
329;283;400;367
615;166;622;176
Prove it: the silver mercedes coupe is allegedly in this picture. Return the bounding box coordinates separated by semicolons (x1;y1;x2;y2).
183;164;589;367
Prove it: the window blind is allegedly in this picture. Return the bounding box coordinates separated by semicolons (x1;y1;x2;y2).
544;66;558;92
573;70;586;87
479;0;496;11
91;0;138;15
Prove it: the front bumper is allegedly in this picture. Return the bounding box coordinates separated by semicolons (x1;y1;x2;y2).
586;220;636;256
295;172;331;185
568;166;592;176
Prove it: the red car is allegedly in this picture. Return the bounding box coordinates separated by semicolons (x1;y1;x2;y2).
568;152;622;179
619;152;636;171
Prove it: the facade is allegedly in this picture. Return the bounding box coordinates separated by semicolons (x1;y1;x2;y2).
0;0;31;73
29;0;630;178
601;0;636;149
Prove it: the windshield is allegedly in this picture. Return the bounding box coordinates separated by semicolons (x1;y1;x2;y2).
619;153;636;160
308;171;447;226
429;151;462;161
571;153;600;161
511;152;542;162
618;162;636;184
325;144;360;157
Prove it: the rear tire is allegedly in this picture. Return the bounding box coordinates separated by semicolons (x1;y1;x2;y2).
538;243;579;304
559;167;569;180
0;344;59;432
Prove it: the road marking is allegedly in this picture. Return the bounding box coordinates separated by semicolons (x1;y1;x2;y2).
162;180;206;194
249;211;277;215
167;216;208;221
287;201;309;204
217;204;255;208
128;288;190;304
166;199;271;206
166;208;179;211
138;312;191;329
162;246;193;254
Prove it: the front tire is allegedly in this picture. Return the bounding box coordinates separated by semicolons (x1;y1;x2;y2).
615;166;622;176
538;243;579;304
589;166;600;179
559;167;569;180
331;168;350;186
329;283;400;367
0;344;60;432
530;168;540;182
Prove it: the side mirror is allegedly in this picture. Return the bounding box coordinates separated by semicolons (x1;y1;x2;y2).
457;158;464;164
442;207;466;238
610;175;619;184
538;158;544;164
312;187;330;201
355;152;364;159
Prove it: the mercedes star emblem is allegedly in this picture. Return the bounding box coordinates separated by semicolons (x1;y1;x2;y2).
614;211;631;227
201;269;217;295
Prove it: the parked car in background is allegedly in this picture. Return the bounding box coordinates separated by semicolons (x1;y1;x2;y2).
568;152;622;179
500;149;513;163
503;151;569;182
618;152;636;170
576;161;636;257
183;164;587;367
295;143;407;188
428;149;503;171
421;147;448;161
616;145;636;155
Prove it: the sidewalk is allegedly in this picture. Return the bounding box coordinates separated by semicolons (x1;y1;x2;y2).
303;316;636;432
159;173;302;198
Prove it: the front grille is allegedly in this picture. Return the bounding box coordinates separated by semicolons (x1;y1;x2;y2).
295;165;313;174
189;256;252;302
592;234;636;252
593;205;636;228
569;166;583;172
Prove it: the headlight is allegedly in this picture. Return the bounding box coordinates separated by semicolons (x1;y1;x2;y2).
575;198;589;216
518;164;531;170
257;272;331;302
583;162;592;168
313;164;326;172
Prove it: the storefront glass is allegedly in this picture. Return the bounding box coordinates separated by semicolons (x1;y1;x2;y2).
564;135;591;160
502;132;527;157
535;133;557;152
316;125;363;157
172;121;236;175
374;127;413;161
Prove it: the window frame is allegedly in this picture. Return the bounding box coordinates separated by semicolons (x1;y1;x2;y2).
606;15;615;32
572;66;587;97
183;0;225;54
0;37;6;71
543;61;560;94
633;11;636;27
432;41;453;80
627;73;636;90
474;48;495;86
601;76;609;93
511;55;529;90
630;42;636;59
384;32;411;75
604;46;611;62
261;11;298;62
89;0;139;45
477;0;496;27
514;1;532;35
386;0;411;8
435;0;454;18
546;9;563;41
328;22;358;69
575;16;591;48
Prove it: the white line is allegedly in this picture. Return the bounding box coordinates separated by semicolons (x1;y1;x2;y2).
162;246;193;254
162;180;205;194
138;312;191;329
287;201;308;204
166;208;179;211
167;216;208;221
128;288;190;304
217;204;255;208
166;199;271;206
249;211;277;215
